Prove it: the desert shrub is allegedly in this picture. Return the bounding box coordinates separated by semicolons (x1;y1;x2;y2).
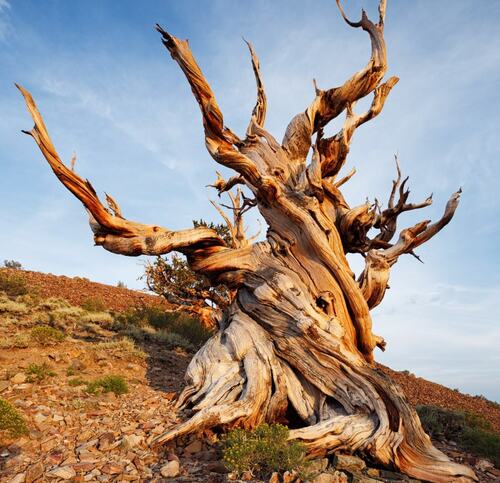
114;307;212;350
222;424;307;478
15;293;41;306
25;363;55;382
417;405;499;466
30;325;66;345
81;297;106;313
90;338;147;360
0;299;28;315
3;260;22;270
85;375;128;395
115;306;173;329
50;306;85;323
0;398;28;437
0;271;28;296
119;324;156;342
68;377;87;387
117;281;127;288
38;297;71;311
169;314;212;347
0;333;30;349
153;331;194;351
80;311;113;325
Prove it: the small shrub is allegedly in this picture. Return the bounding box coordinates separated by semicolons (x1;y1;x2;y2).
170;314;213;347
80;311;113;325
153;331;194;351
417;405;500;467
0;271;28;296
30;325;66;345
0;398;28;437
115;306;171;329
25;363;55;383
120;324;156;342
0;333;30;349
38;297;71;311
222;424;307;478
117;281;127;288
85;375;128;395
0;299;28;315
90;338;146;361
3;260;22;270
68;377;87;387
81;297;106;313
50;306;85;324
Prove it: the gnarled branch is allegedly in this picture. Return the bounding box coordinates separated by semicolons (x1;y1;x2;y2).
17;83;226;259
372;155;433;243
282;0;388;164
359;189;461;309
156;25;278;202
244;39;267;134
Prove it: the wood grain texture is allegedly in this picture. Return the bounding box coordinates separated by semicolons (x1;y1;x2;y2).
18;2;475;481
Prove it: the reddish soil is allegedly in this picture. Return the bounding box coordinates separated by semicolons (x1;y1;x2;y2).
380;365;500;432
0;268;169;313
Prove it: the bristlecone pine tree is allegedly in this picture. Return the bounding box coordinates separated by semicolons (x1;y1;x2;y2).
18;2;476;481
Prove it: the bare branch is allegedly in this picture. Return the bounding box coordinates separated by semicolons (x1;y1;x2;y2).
282;0;388;163
373;157;433;244
17;83;226;258
359;189;462;309
105;193;123;219
156;25;278;200
244;39;267;133
208;171;245;196
317;76;398;179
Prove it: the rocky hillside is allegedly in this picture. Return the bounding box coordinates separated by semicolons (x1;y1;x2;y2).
0;268;168;313
0;269;498;482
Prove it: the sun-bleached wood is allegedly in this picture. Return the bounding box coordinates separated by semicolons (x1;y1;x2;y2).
18;2;475;481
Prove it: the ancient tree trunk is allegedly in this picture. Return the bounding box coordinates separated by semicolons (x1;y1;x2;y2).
18;2;476;481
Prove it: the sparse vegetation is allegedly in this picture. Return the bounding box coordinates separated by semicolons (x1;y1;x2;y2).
0;333;30;349
115;307;212;349
25;363;55;383
80;311;114;325
0;297;28;315
30;325;66;345
0;271;28;296
38;297;71;311
90;338;147;361
153;331;193;351
417;405;500;466
81;296;106;313
117;281;127;288
0;398;28;438
222;424;307;478
68;377;87;387
85;375;128;395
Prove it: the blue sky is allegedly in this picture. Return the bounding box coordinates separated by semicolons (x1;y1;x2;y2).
1;0;499;400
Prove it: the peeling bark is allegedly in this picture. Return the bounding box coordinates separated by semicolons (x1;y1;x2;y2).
18;2;475;481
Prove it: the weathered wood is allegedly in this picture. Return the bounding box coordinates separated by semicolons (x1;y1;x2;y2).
18;2;476;481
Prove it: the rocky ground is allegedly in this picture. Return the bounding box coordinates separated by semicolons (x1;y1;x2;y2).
0;270;498;482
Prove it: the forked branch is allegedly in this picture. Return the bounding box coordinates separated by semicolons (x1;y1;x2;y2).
359;189;461;309
282;0;389;163
156;26;278;201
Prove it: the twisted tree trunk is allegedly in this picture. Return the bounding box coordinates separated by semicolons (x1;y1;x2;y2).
18;2;476;481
